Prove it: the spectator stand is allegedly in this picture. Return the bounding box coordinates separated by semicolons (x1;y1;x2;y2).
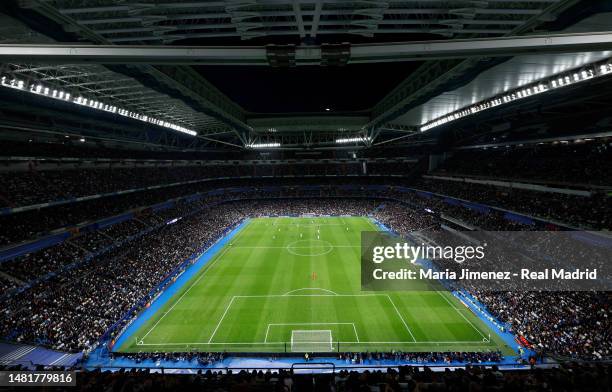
405;187;578;231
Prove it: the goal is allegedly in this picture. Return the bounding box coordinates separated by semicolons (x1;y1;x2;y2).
290;330;333;352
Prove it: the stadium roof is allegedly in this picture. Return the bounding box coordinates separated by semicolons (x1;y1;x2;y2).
389;12;612;129
0;0;610;152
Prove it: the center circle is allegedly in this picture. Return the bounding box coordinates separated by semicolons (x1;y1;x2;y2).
286;239;333;256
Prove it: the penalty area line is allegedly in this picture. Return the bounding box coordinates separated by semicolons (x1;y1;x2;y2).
282;288;339;296
435;290;488;341
385;294;417;343
208;296;237;343
135;339;493;346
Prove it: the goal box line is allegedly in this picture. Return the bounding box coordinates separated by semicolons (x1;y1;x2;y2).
291;330;333;352
264;322;359;343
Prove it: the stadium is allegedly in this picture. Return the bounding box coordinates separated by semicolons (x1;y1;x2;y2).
0;0;610;390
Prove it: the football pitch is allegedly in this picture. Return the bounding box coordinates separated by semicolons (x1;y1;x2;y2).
117;216;513;354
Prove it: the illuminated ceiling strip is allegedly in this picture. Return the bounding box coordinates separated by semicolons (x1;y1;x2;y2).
248;142;281;148
336;136;370;144
0;75;197;136
420;60;612;132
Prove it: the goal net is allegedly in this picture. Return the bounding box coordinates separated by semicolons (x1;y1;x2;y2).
290;330;333;352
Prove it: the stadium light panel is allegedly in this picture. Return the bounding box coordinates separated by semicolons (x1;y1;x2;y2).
336;136;370;144
0;75;197;137
248;142;281;148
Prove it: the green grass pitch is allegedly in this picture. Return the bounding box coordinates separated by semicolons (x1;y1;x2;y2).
117;216;514;355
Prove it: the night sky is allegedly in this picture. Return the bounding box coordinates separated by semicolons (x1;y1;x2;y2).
194;62;422;113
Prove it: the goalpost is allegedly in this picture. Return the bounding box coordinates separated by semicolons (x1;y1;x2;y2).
290;330;333;352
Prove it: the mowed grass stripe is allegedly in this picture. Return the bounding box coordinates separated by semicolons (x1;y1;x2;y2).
119;217;513;355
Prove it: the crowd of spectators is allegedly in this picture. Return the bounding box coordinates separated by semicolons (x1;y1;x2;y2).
0;177;402;246
2;156;609;248
68;231;116;255
1;362;609;391
0;140;240;160
0;200;244;352
413;178;612;230
0;223;170;296
374;200;439;233
110;351;225;367
469;291;611;361
0;183;609;363
241;198;380;218
0;241;87;284
0;179;231;246
0;160;418;209
0;167;223;208
436;139;612;186
337;351;503;365
0;275;19;294
108;349;504;372
100;219;148;240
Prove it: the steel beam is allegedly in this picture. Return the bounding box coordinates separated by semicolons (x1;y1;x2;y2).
1;32;611;65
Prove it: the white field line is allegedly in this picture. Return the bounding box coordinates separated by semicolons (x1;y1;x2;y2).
385;294;417;343
235;294;382;298
268;223;350;227
264;324;271;343
211;295;380;342
207;293;407;345
208;296;238;343
140;223;249;342
370;217;486;342
140;245;233;342
213;294;417;342
291;330;333;339
267;322;356;325
435;290;488;341
233;245;360;249
137;340;491;346
290;330;333;351
140;217;489;349
282;288;339;296
366;218;381;231
264;322;358;343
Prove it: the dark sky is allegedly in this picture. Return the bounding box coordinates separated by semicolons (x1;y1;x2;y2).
194;62;422;113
